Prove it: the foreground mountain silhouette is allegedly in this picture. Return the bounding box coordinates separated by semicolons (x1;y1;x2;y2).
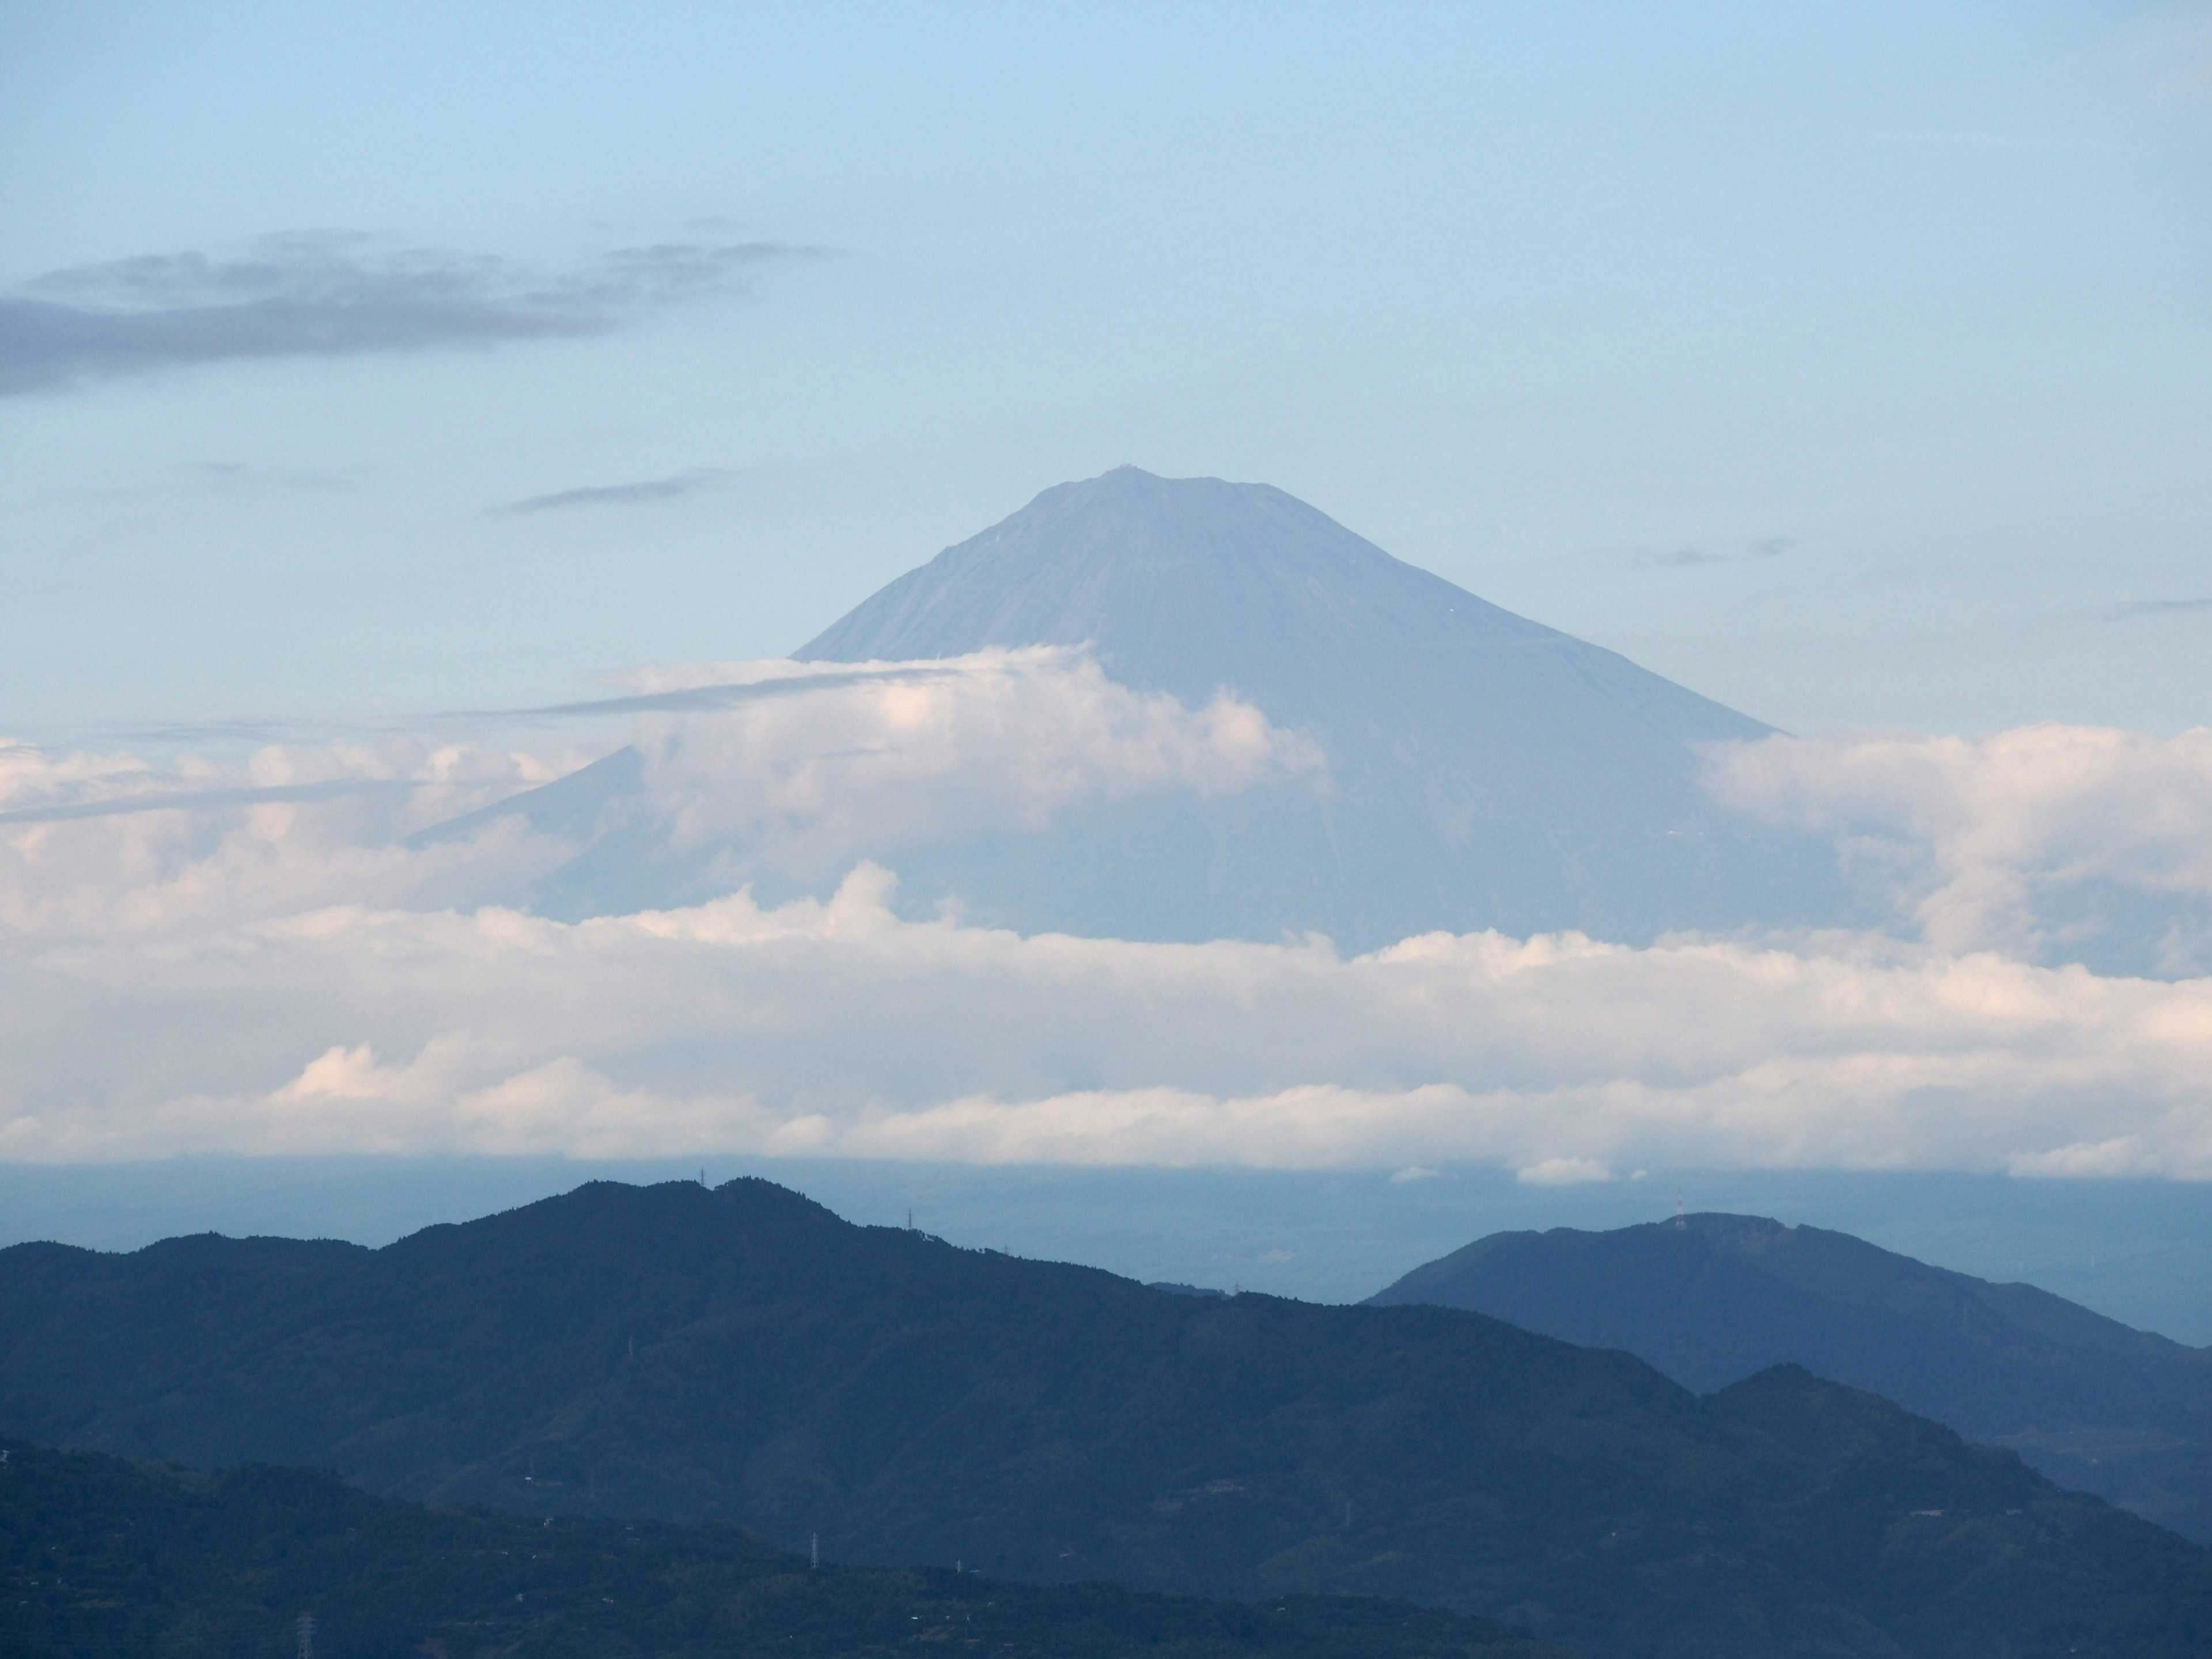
5;1180;2210;1659
0;1438;1566;1659
1371;1212;2212;1543
465;468;1850;945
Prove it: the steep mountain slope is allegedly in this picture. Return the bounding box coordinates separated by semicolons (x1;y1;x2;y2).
459;468;1849;945
0;1438;1566;1659
790;466;1844;946
800;468;1752;745
3;1179;2210;1659
1369;1213;2212;1540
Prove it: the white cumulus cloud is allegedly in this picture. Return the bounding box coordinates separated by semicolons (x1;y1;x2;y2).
5;697;2212;1180
3;864;2211;1177
629;647;1324;875
1709;724;2212;974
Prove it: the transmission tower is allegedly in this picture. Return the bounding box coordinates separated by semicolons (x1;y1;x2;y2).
297;1611;317;1659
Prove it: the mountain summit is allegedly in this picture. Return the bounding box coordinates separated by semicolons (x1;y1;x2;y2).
1371;1211;2212;1542
797;467;1844;945
447;468;1847;943
801;467;1758;740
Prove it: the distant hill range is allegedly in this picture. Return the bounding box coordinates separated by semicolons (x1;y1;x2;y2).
5;1179;2211;1659
458;468;1853;946
1370;1212;2212;1542
0;1437;1567;1659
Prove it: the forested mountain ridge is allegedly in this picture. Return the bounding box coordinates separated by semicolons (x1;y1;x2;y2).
1370;1211;2212;1540
3;1178;2210;1658
0;1437;1567;1659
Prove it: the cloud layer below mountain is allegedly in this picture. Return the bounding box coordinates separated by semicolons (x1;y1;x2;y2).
5;654;2210;1177
1714;724;2212;974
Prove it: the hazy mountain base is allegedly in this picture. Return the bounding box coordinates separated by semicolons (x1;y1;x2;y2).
0;1439;1567;1659
3;1179;2211;1658
451;467;1860;950
1370;1213;2212;1543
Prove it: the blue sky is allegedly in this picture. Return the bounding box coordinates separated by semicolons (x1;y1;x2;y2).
3;1;2208;741
13;3;2212;1302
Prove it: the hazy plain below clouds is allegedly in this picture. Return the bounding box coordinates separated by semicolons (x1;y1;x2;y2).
4;650;2211;1179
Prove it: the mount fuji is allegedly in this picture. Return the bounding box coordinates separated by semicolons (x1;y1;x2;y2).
450;467;1850;947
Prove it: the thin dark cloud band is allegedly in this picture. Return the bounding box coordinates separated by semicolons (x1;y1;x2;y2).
478;664;971;721
1;233;823;395
1580;536;1796;569
2104;597;2212;620
0;778;418;825
1647;536;1794;569
501;468;734;514
66;665;971;755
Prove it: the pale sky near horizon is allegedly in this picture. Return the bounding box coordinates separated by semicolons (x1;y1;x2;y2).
14;3;2212;1216
5;2;2209;744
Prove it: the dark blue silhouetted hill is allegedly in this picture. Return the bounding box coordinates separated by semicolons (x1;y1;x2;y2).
0;1435;1566;1659
4;1178;2211;1658
1372;1211;2212;1541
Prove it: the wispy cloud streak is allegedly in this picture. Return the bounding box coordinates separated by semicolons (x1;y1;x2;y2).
0;777;418;825
2104;597;2212;620
1645;536;1793;569
499;468;733;514
1;233;820;394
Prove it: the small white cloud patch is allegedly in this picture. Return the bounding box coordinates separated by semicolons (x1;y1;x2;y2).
1516;1158;1614;1187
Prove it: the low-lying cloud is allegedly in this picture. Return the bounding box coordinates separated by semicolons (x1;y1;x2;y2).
6;672;2212;1177
624;649;1325;875
0;651;1321;930
1;232;816;394
1711;724;2212;974
5;865;2211;1178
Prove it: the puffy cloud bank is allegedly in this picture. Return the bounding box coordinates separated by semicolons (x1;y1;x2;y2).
626;649;1324;876
7;867;2211;1178
5;663;2211;1177
1713;724;2212;975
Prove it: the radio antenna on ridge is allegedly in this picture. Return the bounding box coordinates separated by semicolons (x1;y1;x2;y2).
1675;1188;1685;1231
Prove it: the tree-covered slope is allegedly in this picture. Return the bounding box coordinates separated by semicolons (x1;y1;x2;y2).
1369;1213;2212;1540
3;1179;2210;1658
0;1438;1565;1659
